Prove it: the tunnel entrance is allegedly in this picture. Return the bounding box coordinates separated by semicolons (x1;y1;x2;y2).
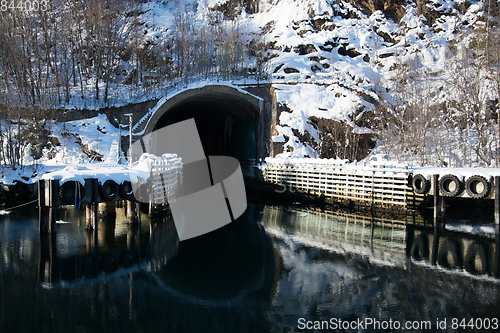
151;86;261;162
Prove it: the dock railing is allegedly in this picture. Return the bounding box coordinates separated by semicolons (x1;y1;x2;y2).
263;158;410;206
149;154;183;205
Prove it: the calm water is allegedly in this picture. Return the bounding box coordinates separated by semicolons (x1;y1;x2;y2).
1;203;499;333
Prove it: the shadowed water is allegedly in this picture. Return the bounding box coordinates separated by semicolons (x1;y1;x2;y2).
1;204;499;332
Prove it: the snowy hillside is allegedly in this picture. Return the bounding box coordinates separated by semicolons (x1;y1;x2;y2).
242;0;499;167
0;0;499;184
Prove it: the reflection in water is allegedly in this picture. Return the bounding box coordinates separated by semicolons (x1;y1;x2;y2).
1;204;500;332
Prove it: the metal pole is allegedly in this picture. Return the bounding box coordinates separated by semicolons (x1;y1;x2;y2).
115;117;122;164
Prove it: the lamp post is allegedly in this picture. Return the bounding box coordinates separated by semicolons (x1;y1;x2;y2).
124;113;133;168
114;117;122;164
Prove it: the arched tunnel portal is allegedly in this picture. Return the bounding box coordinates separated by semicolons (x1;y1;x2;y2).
145;85;262;162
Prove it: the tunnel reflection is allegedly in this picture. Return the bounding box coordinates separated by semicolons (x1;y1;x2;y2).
156;204;279;301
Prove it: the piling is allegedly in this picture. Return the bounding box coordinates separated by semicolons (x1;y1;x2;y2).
38;180;48;234
85;204;92;229
127;200;138;224
431;174;442;265
92;179;99;244
45;179;59;234
98;201;116;219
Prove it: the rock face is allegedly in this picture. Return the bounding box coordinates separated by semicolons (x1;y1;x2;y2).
0;182;37;209
309;117;376;161
348;0;407;22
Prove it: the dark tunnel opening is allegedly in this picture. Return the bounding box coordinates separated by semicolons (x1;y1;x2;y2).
153;94;259;162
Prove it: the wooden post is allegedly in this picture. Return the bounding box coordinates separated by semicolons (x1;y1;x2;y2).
128;200;137;224
38;180;48;234
98;201;116;219
431;174;441;265
86;204;92;230
92;179;99;245
432;174;445;233
48;179;58;234
494;176;500;277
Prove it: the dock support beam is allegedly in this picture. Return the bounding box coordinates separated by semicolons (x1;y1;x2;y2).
86;204;92;229
127;200;138;224
38;180;48;234
39;179;58;234
92;179;99;246
431;174;444;265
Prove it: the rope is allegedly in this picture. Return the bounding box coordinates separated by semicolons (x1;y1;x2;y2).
1;198;39;211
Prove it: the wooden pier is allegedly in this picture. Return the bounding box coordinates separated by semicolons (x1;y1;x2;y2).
263;158;409;212
263;158;500;211
38;154;182;234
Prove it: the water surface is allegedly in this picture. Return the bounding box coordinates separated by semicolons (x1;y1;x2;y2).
1;204;499;332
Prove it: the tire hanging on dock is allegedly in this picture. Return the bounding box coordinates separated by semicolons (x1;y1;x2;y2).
59;181;86;205
99;180;119;201
465;175;491;199
119;181;135;200
438;174;464;197
412;174;431;194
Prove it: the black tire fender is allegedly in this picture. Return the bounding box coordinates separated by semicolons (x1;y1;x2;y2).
464;242;490;275
465;175;491;199
119;181;135;200
99;180;119;201
437;239;462;269
58;181;86;205
412;174;431;194
439;174;464;197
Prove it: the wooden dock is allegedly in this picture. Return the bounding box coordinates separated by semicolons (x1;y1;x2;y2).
263;158;500;206
263;158;409;211
38;154;183;234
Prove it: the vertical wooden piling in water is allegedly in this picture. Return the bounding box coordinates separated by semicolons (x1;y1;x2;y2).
128;200;137;223
38;180;48;234
48;179;58;234
98;201;116;219
431;174;441;265
92;179;99;244
494;176;500;277
85;204;92;229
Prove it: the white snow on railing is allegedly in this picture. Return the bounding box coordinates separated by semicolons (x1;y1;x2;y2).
147;153;183;204
263;157;410;206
